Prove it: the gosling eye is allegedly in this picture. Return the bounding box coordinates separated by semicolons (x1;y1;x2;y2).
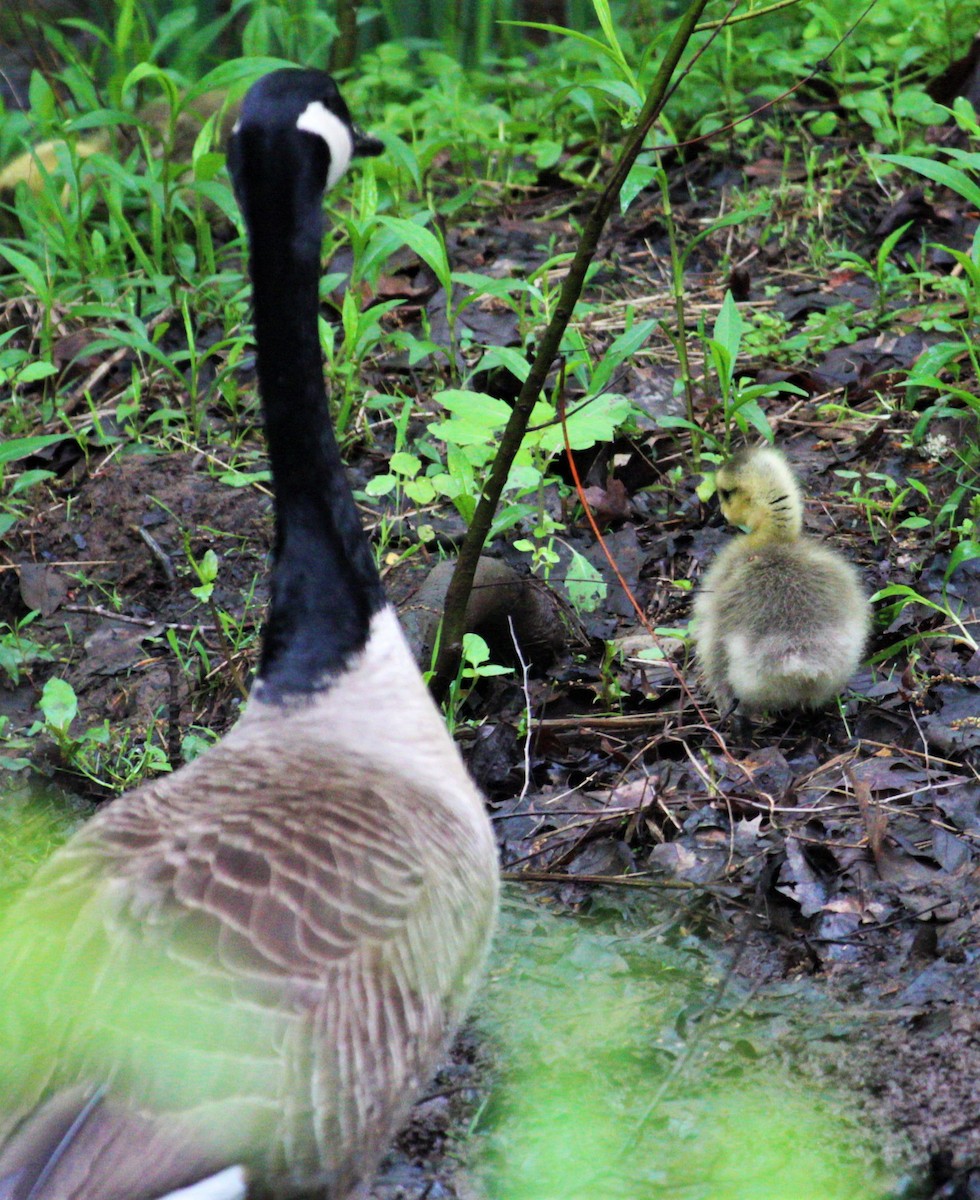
717;487;732;503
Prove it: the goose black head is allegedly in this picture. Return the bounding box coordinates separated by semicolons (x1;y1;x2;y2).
228;68;382;257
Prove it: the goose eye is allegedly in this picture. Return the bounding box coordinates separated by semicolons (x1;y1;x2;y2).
717;487;732;503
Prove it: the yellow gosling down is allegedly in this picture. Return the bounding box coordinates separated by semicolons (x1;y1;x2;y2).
0;69;498;1200
692;445;871;719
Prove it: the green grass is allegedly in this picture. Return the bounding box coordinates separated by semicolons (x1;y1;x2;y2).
0;0;978;791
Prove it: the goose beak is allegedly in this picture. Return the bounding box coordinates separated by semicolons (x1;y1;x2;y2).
351;126;384;158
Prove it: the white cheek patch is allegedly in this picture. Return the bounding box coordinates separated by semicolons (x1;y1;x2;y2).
296;100;353;189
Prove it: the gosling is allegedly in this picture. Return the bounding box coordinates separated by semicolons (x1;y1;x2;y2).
692;445;870;719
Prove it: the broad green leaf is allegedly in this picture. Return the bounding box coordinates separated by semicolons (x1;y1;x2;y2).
531;392;633;453
363;474;397;498
809;112;838;136
40;678;78;735
404;477;436;505
565;550;606;614
431;473;462;499
462;632;492;667
16;361;58;384
476;346;532;384
197;549;219;584
431;390;510;446
389;452;421;478
891;90;946;124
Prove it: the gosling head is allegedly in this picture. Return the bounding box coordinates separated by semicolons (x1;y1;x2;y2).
714;445;804;543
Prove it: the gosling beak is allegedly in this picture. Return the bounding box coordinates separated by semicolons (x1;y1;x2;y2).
352;126;384;158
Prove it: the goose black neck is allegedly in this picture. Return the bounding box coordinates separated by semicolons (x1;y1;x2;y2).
242;152;385;701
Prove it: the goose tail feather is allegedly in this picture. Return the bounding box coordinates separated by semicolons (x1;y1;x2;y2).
0;1088;246;1200
156;1167;248;1200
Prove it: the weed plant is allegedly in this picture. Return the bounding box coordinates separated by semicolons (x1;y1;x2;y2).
1;0;979;791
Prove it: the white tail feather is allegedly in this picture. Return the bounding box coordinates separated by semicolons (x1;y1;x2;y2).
157;1166;247;1200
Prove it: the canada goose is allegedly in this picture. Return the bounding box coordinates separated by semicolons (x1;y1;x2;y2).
692;445;870;719
0;67;498;1200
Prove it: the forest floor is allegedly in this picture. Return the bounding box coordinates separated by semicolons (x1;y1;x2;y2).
2;104;979;1199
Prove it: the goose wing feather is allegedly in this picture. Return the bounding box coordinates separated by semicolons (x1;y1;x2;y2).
0;735;492;1199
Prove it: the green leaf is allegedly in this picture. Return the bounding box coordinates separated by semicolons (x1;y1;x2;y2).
197;549;219;584
946;539;980;581
431;473;462;500
891;90;946;124
592;0;636;86
529;392;633;454
620;163;656;214
10;469;55;497
404;477;436;505
376;216;451;295
682;204;771;264
876;221;912;274
589;79;642;110
565;550;606;614
476;346;532;384
364;473;397;498
451;271;530;304
0;244;49;297
590;319;658;393
880;153;980;211
389;452;421;478
0;434;71;465
709;340;733;392
462;632;492;668
499;20;625;70
28;70;56;123
431;389;510;446
218;468;270;487
40;678;78;735
809;112;838;137
732;396;774;441
17;361;58;383
713;291;744;362
121;63;180;112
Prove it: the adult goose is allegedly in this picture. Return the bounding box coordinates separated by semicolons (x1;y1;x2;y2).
0;68;498;1200
692;444;870;719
